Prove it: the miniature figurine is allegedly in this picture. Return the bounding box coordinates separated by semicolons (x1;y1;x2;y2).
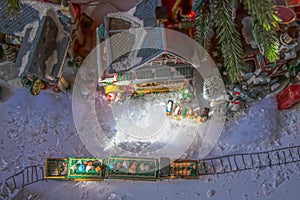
139;163;150;171
173;105;181;116
95;166;101;173
187;108;193;118
279;26;299;60
193;111;198;119
78;164;85;172
166;100;174;115
181;108;187;118
122;161;130;169
30;78;46;96
85;161;94;172
129;162;138;173
61;163;68;175
71;164;78;172
114;162;122;172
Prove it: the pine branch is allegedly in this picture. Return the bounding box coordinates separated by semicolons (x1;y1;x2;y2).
7;0;20;17
254;23;279;62
194;3;211;50
213;0;244;83
242;0;280;62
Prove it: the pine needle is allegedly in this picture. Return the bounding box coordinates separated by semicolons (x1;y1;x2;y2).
242;0;280;62
6;0;20;17
213;0;244;83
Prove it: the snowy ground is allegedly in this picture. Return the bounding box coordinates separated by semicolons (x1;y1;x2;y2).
0;85;300;199
1;0;299;198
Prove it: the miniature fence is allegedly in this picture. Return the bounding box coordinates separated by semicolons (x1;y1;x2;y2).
198;145;300;175
0;164;45;199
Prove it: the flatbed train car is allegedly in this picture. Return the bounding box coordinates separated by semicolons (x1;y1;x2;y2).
45;156;204;181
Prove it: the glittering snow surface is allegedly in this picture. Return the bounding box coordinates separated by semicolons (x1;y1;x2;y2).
0;85;299;199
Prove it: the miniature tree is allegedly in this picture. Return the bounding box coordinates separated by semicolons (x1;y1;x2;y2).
242;0;280;62
194;0;280;83
6;0;20;17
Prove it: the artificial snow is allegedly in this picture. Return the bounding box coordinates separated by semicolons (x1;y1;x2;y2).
207;189;216;198
21;0;60;19
18;50;30;77
44;50;58;81
0;85;299;199
46;9;67;42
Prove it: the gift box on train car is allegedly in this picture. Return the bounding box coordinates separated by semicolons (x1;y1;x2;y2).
67;157;105;180
106;157;159;181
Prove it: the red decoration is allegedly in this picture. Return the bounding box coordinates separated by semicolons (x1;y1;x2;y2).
276;84;300;109
189;10;195;19
72;3;81;18
285;0;300;7
276;5;296;24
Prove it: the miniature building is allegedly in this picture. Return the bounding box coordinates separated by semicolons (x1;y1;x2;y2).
277;84;300;109
98;0;195;97
243;51;287;79
0;0;40;62
15;9;71;94
68;0;138;60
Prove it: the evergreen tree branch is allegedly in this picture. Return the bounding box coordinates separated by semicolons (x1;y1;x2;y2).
7;0;20;17
213;0;244;83
254;23;279;62
242;0;280;62
194;3;211;50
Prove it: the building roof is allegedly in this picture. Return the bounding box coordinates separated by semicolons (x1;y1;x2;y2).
101;0;196;75
0;1;70;37
107;27;165;74
0;0;39;37
16;10;70;84
133;0;161;27
103;0;166;74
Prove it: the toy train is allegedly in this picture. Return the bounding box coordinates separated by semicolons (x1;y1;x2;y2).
45;157;209;181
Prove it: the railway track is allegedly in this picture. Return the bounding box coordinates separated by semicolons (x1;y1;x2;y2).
1;145;300;199
198;145;300;175
0;164;45;199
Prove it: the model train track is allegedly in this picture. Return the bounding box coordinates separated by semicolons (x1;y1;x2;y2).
0;164;45;199
1;145;300;199
198;145;300;175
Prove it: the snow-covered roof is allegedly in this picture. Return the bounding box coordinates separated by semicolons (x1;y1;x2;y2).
133;0;161;27
102;0;196;74
15;9;70;84
0;0;39;37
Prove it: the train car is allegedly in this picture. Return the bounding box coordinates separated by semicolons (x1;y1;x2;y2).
170;160;198;179
44;158;68;180
106;157;159;181
159;158;198;179
67;157;105;181
45;157;202;181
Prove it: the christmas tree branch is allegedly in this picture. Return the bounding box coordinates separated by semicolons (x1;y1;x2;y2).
213;0;244;83
7;0;20;17
242;0;280;62
254;23;279;62
195;3;211;50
